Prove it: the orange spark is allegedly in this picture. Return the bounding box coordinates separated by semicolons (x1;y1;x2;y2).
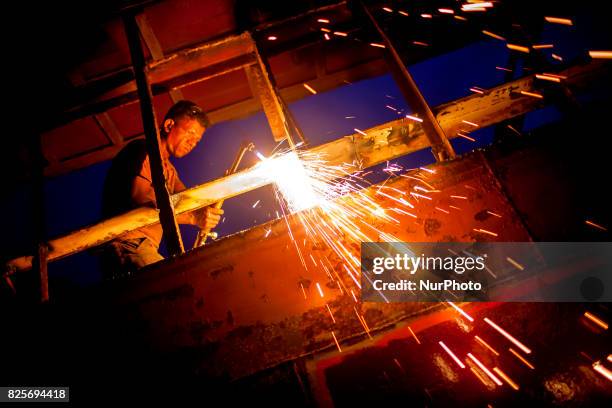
331;331;342;352
439;8;454;14
468;353;503;386
485;318;531;354
267;35;277;41
593;361;612;382
473;228;498;237
439;341;466;368
584;311;609;330
506;257;525;271
333;31;348;37
533;44;554;49
482;30;506;41
447;301;474;322
303;83;317;95
317;18;330;23
507;44;530;53
475;335;500;356
493;367;520;390
370;42;386;49
585;220;607;231
407;326;421;344
589;50;612;59
509;348;535;369
545;16;573;26
520;90;544;99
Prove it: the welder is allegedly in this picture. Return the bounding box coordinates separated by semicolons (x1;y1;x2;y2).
99;100;223;279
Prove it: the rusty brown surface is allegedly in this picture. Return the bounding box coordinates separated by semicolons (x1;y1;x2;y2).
106;152;530;379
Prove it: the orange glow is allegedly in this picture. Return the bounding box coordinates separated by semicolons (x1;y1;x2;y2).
484;318;531;354
475;335;500;356
584;311;609;330
468;353;503;386
439;341;466;368
493;367;520;390
509;348;535;369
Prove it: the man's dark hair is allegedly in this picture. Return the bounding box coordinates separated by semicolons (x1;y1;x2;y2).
162;100;209;136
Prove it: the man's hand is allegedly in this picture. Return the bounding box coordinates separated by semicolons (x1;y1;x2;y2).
195;206;224;231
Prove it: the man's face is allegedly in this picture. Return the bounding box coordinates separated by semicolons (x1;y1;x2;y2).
165;118;206;158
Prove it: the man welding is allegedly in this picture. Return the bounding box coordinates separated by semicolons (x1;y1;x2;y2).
100;100;223;279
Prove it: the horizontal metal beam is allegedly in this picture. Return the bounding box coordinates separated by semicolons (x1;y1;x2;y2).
6;60;606;272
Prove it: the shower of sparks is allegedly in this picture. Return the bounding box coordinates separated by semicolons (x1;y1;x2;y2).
545;16;573;26
303;83;317;94
254;148;413;304
439;341;466;368
484;318;532;354
584;311;609;330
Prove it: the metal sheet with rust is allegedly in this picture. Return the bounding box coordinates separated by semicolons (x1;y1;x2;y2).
107;152;530;379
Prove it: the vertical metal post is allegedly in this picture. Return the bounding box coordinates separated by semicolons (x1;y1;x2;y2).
30;134;48;302
360;2;456;161
123;12;184;256
246;37;308;148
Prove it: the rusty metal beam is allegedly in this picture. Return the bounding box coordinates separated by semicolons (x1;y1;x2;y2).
5;60;607;272
51;33;256;131
246;49;295;145
135;12;184;103
360;1;456;162
123;12;184;256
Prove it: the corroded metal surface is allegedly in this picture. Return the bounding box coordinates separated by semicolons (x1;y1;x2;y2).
106;152;530;379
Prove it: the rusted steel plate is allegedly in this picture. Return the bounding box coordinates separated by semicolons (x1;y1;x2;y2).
106;152;530;379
